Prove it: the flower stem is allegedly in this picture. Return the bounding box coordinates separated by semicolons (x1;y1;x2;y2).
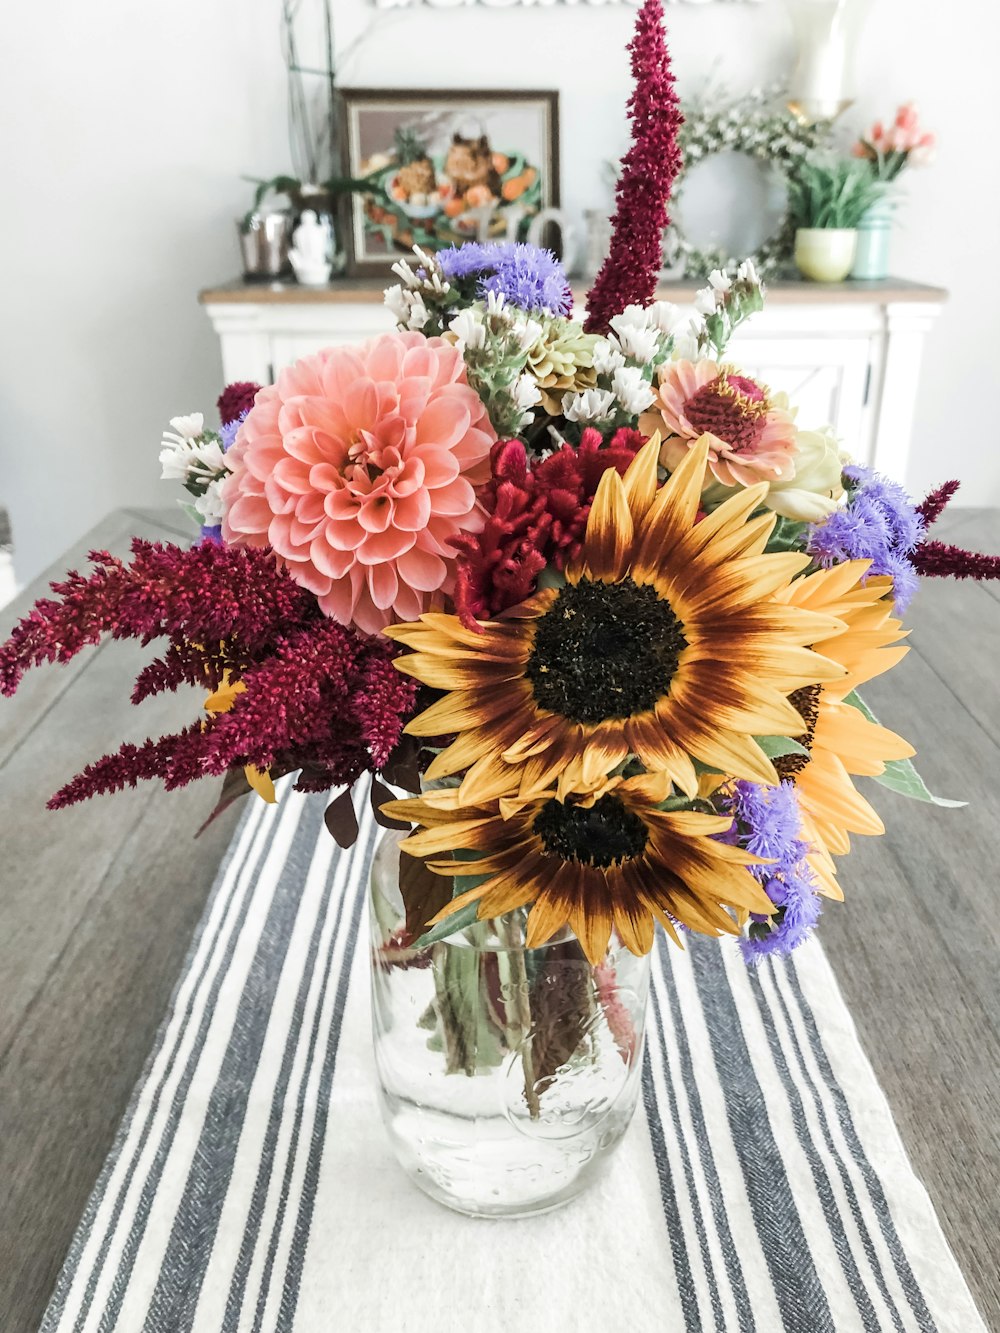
493;916;541;1120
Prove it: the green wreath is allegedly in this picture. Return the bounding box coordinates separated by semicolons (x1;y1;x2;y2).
667;90;830;279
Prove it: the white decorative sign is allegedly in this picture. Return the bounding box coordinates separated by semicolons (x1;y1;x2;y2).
374;0;760;8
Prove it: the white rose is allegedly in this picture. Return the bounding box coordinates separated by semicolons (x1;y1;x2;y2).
765;427;845;522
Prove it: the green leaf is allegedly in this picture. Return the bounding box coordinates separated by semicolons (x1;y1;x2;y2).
842;691;967;808
755;735;810;759
765;516;809;553
413;899;482;948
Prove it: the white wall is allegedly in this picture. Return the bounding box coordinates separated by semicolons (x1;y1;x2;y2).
2;0;997;587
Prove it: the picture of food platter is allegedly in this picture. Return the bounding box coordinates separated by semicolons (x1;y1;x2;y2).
338;89;559;274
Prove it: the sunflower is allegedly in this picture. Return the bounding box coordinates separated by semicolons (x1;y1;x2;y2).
771;560;915;856
383;773;775;964
386;435;846;805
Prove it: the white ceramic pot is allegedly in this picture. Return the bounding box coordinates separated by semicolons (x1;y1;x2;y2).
794;228;858;283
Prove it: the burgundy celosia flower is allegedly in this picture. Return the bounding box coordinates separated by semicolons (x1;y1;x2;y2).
584;0;683;335
451;427;642;626
0;539;418;809
217;380;262;426
916;479;961;527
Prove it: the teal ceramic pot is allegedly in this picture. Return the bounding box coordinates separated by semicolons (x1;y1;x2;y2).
851;200;895;281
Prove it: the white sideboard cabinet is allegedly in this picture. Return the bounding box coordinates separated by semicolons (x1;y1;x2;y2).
201;277;946;476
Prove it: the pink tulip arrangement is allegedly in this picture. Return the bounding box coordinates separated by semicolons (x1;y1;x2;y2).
853;103;936;182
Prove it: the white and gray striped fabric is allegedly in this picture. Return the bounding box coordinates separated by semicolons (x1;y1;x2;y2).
42;786;986;1333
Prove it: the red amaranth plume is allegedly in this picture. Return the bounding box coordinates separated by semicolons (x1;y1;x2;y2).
583;0;683;335
0;539;418;811
909;479;1000;581
0;540;316;697
916;479;960;527
451;427;642;626
911;541;1000;581
217;380;262;425
46;621;416;809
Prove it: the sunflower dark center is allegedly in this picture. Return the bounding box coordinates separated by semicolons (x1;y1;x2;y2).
526;577;687;724
774;684;822;781
684;373;769;455
534;794;648;868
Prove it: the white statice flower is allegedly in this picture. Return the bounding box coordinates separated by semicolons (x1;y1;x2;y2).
485;289;507;318
448;309;487;353
383;284;410;324
562;387;616;424
708;269;732;295
512;316;544;353
511;373;543;429
167;413;204;442
384;284;430;331
608;305;652;338
693;288;719;318
592;338;627;377
737;258;760;287
611;365;655;417
193;477;227;527
159;441;191;482
645;301;686;336
158;429;226;485
670;315;707;362
405;296;430;330
611;323;661;364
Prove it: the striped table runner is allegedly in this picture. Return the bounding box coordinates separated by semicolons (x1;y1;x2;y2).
42;786;986;1333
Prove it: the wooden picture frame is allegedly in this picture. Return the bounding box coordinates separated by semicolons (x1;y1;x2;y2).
337;88;560;277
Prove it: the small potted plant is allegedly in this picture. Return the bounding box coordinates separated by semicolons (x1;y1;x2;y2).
850;103;936;279
787;157;887;282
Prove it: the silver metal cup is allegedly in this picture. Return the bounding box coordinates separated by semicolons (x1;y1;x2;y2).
237;212;293;279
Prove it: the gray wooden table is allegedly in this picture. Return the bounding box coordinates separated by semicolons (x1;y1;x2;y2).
2;508;998;1332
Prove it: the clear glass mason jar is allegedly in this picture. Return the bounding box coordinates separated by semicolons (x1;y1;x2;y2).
369;829;652;1218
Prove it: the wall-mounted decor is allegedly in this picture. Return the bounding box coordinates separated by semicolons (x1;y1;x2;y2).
338;88;559;276
373;1;760;7
666;89;829;278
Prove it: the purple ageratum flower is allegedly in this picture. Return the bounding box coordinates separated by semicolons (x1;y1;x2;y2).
437;241;503;280
220;410;249;453
481;243;573;316
199;525;223;545
437;241;572;316
808;464;925;614
718;780;823;966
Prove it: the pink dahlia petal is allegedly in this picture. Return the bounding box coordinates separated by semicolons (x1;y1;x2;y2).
397;545;448;593
221;333;495;629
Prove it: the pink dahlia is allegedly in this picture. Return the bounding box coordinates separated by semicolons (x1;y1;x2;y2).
221;332;495;634
644;360;798;489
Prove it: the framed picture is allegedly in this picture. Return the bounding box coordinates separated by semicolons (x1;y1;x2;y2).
338;88;560;276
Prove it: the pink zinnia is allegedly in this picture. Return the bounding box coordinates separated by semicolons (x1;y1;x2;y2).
645;360;798;489
221;332;495;634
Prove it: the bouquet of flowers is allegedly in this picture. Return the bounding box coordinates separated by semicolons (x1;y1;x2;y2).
1;6;992;981
852;102;937;182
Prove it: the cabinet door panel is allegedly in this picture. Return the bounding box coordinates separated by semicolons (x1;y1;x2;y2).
729;334;873;459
